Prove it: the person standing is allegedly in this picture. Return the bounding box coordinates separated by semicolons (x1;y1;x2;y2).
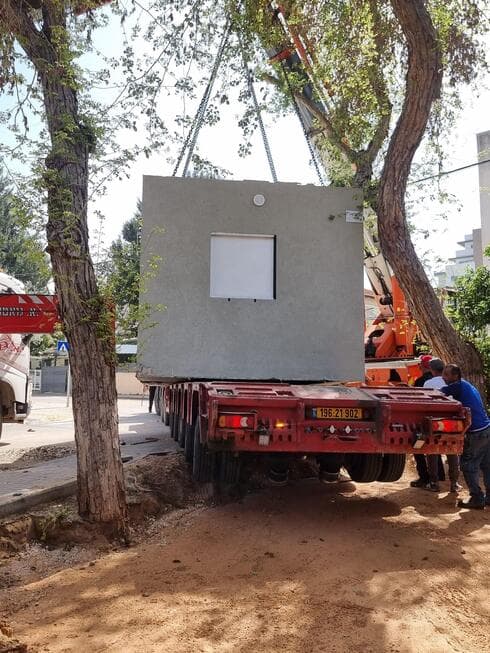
414;355;433;387
423;358;446;390
442;364;490;509
411;355;445;488
423;359;461;493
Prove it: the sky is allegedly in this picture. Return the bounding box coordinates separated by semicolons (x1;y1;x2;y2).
91;83;490;282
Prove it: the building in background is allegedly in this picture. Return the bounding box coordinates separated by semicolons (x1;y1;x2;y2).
434;130;490;287
434;231;479;288
477;130;490;268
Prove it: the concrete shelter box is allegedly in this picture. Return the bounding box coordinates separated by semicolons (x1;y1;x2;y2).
139;176;364;382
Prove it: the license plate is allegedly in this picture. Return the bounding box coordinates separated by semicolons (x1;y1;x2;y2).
312;407;363;420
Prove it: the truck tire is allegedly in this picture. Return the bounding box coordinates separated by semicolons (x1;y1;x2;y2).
345;453;383;483
377;454;406;482
219;452;241;485
178;418;186;447
154;387;162;416
171;413;179;441
184;422;194;462
192;422;215;483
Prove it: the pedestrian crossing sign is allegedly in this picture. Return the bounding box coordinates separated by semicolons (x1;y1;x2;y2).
57;340;70;353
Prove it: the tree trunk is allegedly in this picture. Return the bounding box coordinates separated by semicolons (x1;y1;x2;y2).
8;2;128;537
377;0;485;392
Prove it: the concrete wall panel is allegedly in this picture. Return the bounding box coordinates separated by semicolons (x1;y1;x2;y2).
138;177;364;382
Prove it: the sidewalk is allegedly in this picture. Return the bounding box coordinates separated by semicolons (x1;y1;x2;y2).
0;396;178;517
1;396;153;455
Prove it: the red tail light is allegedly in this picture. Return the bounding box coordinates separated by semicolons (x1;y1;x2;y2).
432;419;465;433
218;414;254;429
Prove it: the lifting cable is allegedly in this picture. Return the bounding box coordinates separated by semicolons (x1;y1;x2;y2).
172;8;280;184
172;20;233;177
280;60;326;186
238;32;278;183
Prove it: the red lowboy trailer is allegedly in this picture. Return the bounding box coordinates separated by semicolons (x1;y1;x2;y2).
159;380;469;485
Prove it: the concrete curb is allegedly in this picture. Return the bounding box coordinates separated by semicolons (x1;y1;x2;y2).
0;480;78;519
0;449;175;519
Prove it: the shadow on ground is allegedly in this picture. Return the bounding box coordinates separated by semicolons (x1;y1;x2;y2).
3;470;489;653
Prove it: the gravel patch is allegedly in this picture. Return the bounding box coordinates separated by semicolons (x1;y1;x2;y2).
0;444;76;470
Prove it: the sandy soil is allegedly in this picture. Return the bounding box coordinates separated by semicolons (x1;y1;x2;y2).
1;465;490;653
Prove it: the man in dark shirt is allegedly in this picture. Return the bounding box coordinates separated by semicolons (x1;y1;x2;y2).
442;364;490;509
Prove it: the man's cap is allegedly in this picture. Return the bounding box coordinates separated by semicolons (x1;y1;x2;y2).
420;355;432;364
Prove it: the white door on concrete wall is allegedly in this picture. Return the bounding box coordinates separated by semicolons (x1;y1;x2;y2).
209;233;276;300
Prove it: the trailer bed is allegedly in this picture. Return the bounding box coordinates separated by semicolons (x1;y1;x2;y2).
167;381;469;456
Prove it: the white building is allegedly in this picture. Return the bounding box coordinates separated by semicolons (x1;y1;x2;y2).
477;130;490;268
434;231;479;288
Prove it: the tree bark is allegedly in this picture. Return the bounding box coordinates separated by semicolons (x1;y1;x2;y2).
377;0;484;392
3;1;128;536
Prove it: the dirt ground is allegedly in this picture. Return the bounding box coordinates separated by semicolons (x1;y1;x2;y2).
1;456;489;653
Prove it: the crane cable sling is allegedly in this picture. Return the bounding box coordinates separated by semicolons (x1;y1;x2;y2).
172;20;233;177
280;60;326;186
238;33;278;183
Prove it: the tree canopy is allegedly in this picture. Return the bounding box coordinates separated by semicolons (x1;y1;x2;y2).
451;265;490;337
0;173;51;291
100;202;141;341
450;263;490;399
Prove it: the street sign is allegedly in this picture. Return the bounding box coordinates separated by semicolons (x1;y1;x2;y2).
57;340;70;353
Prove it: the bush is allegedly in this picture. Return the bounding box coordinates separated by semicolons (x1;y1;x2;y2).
448;265;490;401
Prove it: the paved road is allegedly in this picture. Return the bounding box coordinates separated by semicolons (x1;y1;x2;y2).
0;395;177;515
1;394;157;453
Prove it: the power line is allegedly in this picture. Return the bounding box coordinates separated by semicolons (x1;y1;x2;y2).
410;158;490;185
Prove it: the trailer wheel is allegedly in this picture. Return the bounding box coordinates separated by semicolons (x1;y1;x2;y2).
345;453;383;483
184;423;194;462
169;413;177;440
154;387;162;416
192;422;215;483
178;418;186;448
377;454;406;482
219;452;241;485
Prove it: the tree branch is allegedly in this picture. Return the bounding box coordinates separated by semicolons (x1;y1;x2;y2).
363;0;393;169
380;0;442;198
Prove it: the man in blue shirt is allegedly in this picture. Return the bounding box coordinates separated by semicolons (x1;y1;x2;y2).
442;364;490;509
